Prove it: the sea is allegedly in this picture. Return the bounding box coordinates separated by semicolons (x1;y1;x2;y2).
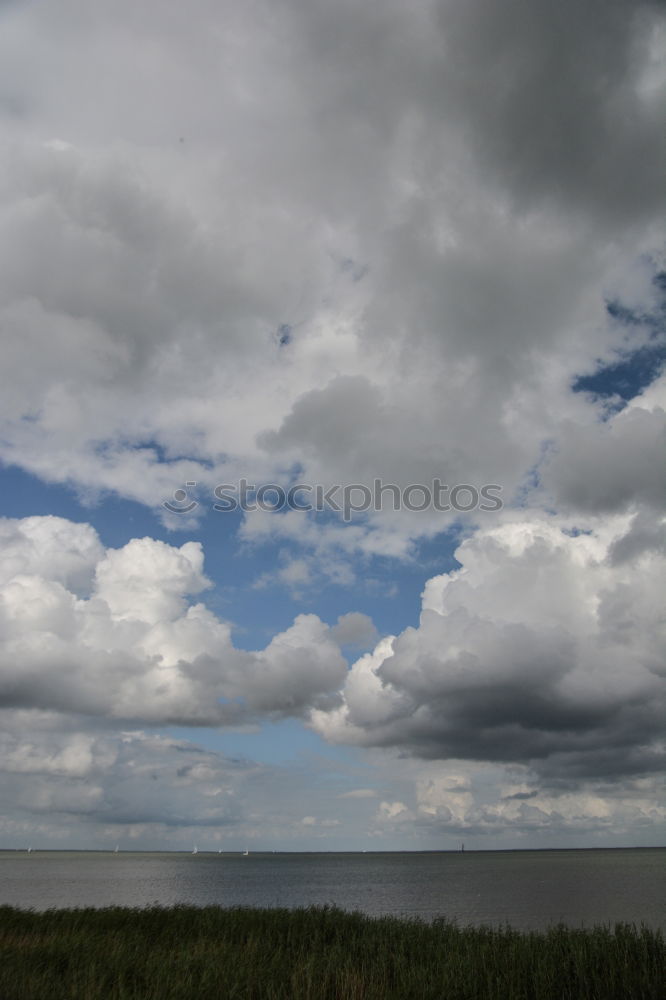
0;848;664;932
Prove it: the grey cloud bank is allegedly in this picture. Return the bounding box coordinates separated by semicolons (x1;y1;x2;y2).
0;0;662;533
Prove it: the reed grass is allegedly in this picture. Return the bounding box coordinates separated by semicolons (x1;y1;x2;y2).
0;904;662;1000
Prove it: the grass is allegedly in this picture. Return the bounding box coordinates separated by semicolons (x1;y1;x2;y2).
0;904;663;1000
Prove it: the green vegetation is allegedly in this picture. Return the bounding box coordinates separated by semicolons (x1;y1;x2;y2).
0;904;663;1000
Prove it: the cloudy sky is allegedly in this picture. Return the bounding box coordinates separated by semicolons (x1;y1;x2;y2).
0;0;664;851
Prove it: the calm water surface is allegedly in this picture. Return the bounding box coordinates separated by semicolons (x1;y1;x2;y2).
0;849;663;932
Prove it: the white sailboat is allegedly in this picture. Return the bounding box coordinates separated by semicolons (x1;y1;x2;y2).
242;849;249;856
192;845;198;855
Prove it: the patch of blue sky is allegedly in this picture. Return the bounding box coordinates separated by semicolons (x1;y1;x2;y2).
338;256;369;282
123;437;217;467
0;463;166;548
511;440;556;508
573;270;665;404
166;719;362;767
573;340;665;403
203;517;461;650
561;526;593;537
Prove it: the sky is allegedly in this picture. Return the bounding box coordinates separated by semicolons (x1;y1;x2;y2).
0;0;664;852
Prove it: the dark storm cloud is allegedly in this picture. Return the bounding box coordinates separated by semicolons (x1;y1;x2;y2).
430;0;664;223
313;516;666;783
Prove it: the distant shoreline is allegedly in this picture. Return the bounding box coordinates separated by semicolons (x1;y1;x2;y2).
1;845;664;854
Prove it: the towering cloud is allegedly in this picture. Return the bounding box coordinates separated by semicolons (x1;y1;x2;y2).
312;513;666;783
0;517;347;724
